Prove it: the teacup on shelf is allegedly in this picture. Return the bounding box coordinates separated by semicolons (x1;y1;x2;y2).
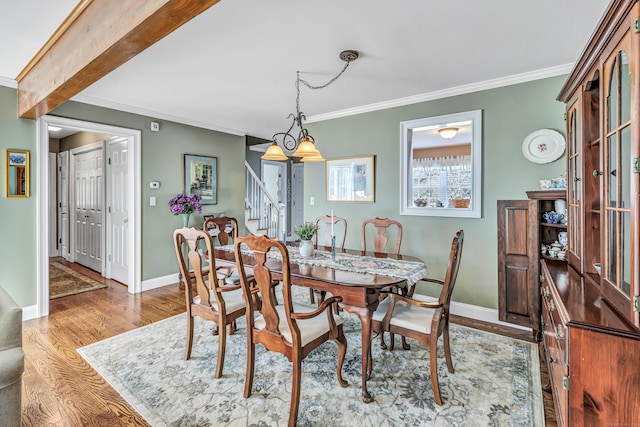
543;211;565;224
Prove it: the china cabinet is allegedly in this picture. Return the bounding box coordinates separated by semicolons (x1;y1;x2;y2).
549;0;640;424
497;191;567;338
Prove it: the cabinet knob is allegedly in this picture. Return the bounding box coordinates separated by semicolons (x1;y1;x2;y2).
593;169;603;177
548;356;555;364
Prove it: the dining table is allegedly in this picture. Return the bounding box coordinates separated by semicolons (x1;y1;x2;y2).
212;243;428;403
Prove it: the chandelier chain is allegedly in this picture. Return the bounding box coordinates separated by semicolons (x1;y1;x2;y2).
295;60;352;115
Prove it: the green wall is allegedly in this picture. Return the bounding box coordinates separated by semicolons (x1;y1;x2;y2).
1;75;568;312
0;86;37;306
0;86;246;306
304;76;568;309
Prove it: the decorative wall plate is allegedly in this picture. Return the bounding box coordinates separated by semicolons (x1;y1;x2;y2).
522;129;566;164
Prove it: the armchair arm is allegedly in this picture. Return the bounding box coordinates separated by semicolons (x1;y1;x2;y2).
421;277;444;286
215;283;242;293
390;293;443;309
291;296;342;321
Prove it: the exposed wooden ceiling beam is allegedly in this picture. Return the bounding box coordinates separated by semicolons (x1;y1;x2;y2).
16;0;220;119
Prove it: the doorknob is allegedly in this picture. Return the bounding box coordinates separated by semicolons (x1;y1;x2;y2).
123;218;128;223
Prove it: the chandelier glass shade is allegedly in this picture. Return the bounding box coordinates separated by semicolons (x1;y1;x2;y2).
262;50;358;162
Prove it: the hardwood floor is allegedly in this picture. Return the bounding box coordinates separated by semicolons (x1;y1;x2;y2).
21;262;556;426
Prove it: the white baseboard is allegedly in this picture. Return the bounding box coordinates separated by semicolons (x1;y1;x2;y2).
141;273;179;292
139;274;530;332
22;305;39;321
418;295;531;332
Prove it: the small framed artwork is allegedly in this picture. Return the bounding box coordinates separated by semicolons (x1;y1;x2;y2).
325;155;375;203
6;149;30;198
184;154;217;204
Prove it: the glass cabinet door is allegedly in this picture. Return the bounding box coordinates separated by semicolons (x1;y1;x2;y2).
566;99;581;268
603;42;636;323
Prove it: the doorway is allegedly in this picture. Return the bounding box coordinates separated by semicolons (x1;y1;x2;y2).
291;163;304;231
37;116;142;317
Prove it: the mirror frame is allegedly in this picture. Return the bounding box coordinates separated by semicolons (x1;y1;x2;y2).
6;149;30;198
400;110;482;218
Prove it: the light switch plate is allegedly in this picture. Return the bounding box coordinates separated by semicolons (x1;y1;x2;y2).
150;196;157;206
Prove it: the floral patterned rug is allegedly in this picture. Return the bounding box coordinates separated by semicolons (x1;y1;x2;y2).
49;262;107;299
78;293;543;426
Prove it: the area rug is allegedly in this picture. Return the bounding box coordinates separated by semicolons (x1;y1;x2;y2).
78;298;544;426
49;262;107;299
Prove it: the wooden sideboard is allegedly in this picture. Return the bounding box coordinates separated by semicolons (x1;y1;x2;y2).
540;260;640;426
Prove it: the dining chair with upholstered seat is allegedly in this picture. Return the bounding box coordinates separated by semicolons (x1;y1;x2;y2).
309;214;347;304
173;226;245;378
362;217;405;347
203;215;239;246
234;234;348;427
361;217;403;255
371;230;464;405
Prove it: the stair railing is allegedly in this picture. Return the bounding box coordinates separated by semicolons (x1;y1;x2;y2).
245;161;284;238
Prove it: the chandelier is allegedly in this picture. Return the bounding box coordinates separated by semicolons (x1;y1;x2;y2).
262;50;359;162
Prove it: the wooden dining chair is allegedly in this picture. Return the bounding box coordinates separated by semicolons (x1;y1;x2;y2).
309;214;347;304
371;230;464;405
361;217;403;255
173;226;245;378
234;234;348;427
362;217;405;347
203;215;239;246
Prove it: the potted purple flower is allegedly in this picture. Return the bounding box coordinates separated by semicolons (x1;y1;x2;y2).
169;193;202;227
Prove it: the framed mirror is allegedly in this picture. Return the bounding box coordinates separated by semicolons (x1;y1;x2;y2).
6;149;30;198
400;110;482;218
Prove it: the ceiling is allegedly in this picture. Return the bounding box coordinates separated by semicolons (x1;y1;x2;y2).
1;1;610;141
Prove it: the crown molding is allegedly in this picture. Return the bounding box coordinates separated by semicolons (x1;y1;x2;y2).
0;76;17;89
71;93;247;136
306;63;574;124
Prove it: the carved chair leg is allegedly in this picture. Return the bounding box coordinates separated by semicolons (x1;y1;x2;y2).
309;288;316;304
430;338;442;405
289;357;303;427
443;324;454;373
244;341;255;398
379;332;388;350
388;332;396;351
185;314;194;360
401;336;411;350
214;322;227;378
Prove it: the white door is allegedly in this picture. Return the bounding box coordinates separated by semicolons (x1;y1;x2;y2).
106;138;129;284
58;151;70;260
48;153;58;256
291;163;304;232
74;146;104;272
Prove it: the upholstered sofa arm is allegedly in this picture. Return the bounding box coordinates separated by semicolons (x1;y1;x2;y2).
0;287;22;351
0;347;24;389
0;285;24;427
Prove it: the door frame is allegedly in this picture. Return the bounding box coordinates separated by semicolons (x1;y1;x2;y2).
36;115;142;317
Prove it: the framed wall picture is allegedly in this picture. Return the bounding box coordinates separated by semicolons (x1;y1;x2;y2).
6;149;30;198
325;155;375;203
184;154;217;204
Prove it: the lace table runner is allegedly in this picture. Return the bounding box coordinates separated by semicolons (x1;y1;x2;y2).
216;244;428;286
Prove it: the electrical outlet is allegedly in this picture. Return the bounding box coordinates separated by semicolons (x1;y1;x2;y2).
309;196;315;205
150;121;160;132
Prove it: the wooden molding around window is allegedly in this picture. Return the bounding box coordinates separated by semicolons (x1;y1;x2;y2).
16;0;221;120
